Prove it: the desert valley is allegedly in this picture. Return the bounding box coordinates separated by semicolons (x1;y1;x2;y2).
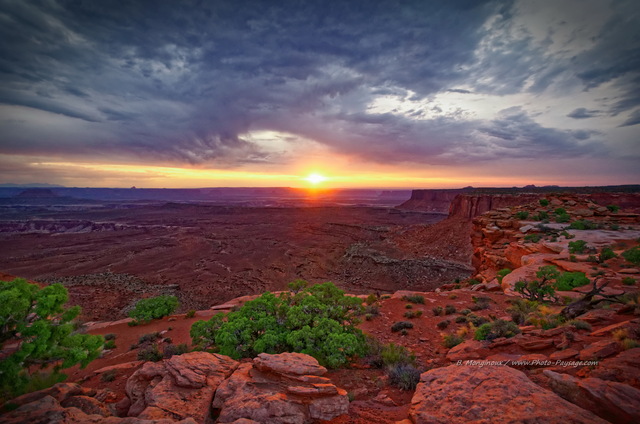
2;185;640;423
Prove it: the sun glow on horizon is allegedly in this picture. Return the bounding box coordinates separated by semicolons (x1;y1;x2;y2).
303;173;328;185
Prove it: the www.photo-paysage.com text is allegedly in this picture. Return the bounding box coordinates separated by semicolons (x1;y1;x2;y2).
455;359;599;368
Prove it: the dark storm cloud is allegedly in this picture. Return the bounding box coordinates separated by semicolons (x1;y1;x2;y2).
619;109;640;127
0;0;635;168
567;108;600;119
476;107;603;159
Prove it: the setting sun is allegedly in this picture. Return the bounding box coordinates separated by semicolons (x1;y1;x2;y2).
304;173;328;185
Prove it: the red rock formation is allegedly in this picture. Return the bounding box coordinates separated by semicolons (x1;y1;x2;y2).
449;193;543;219
126;352;239;422
397;188;470;212
409;365;608;424
213;352;349;424
544;370;640;423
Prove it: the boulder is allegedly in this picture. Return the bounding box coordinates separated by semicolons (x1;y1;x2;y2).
126;351;239;423
409;365;607;424
579;341;619;361
544;370;640;423
60;395;111;417
253;352;327;376
576;309;616;324
590;348;640;387
517;337;555;351
213;353;348;424
7;382;96;407
550;349;580;360
1;395;197;424
445;340;488;362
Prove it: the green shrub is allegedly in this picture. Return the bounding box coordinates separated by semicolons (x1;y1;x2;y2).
599;247;616;262
470;296;491;311
555;214;570;223
402;294;425;304
474;319;520;341
524;234;541;243
432;306;444;316
466;314;490;327
403;310;422;319
163;343;189;358
506;299;539;325
568;240;588;254
568;320;592;331
622;247;640;265
104;333;116;341
185;309;196;318
533;211;549;221
455;315;468;323
380;342;415;367
365;293;378;305
365;305;380;316
391;321;414;332
554;208;566;215
607;205;620;213
436;320;450;329
190;282;366;368
442;334;464;348
555;272;589;291
388;364;421;390
497;268;511;283
100;370;117;383
610;224;620;231
129;295;179;323
516;211;529;220
104;340;116;350
460;308;471;315
139;332;161;344
444;305;457;315
622;277;636;286
569;220;598;230
539;199;549;206
0;279;104;401
137;344;163;362
405;304;413;309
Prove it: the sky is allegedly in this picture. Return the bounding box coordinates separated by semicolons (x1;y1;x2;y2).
0;0;639;189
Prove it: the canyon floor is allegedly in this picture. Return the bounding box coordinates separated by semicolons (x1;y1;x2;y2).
0;202;472;321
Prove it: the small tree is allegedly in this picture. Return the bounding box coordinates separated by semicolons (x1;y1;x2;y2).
514;266;559;302
0;279;104;401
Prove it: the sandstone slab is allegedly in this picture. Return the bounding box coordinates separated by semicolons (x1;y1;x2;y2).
409;365;607;424
544;370;640;423
579;341;619;361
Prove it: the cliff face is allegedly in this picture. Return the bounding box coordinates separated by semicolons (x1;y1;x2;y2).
397;188;471;212
449;194;543;219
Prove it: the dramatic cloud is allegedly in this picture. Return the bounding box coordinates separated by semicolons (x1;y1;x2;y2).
0;0;638;186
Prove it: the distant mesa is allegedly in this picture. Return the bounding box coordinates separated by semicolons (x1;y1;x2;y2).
14;188;61;198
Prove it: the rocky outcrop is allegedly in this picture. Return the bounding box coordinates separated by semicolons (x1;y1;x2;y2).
409;365;608;424
2;389;196;424
449;193;543;219
397;188;471;212
544;370;640;424
213;352;349;424
126;352;239;422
